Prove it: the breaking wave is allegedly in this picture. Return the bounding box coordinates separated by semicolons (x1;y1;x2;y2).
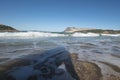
0;32;120;38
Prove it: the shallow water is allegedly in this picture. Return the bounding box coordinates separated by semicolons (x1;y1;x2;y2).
0;31;120;66
0;34;120;80
0;36;120;63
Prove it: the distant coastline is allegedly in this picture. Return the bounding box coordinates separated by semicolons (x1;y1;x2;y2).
0;24;120;34
64;27;120;34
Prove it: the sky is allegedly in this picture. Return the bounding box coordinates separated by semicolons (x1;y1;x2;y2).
0;0;120;31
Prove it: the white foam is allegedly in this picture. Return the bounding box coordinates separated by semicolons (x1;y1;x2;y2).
0;32;120;38
0;32;66;38
71;32;99;37
101;34;120;36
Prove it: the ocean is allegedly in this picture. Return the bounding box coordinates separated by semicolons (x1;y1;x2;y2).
0;32;120;64
0;31;120;79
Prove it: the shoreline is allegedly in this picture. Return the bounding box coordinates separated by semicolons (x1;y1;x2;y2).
0;53;120;80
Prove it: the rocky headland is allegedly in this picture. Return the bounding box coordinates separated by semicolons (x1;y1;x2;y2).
0;24;18;32
64;27;120;34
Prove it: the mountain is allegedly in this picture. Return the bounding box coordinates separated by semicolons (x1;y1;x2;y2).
0;24;18;32
64;27;120;34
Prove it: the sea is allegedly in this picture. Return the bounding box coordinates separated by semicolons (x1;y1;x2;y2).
0;31;120;67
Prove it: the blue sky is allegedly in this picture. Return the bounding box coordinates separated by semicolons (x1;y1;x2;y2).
0;0;120;31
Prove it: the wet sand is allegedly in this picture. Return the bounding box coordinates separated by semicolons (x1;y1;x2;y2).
70;53;120;80
0;58;9;63
0;53;120;80
0;59;31;79
99;61;120;73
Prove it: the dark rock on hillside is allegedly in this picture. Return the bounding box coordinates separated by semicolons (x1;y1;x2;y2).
0;24;18;32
